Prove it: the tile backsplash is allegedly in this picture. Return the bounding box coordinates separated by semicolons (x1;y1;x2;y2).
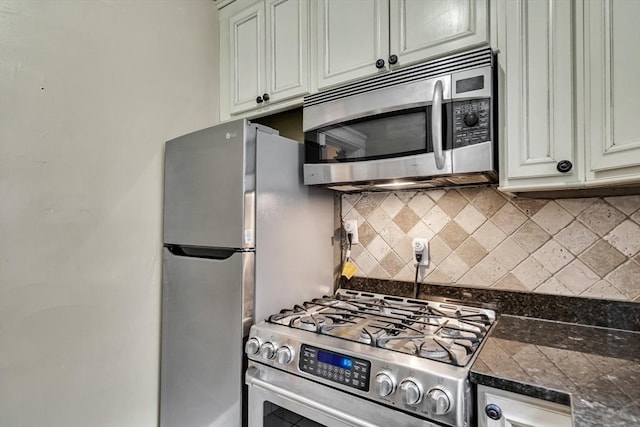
341;187;640;302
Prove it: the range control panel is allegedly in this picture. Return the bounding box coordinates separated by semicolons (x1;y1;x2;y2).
299;344;371;391
453;99;491;148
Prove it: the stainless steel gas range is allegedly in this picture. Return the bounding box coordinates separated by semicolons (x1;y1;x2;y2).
245;289;496;427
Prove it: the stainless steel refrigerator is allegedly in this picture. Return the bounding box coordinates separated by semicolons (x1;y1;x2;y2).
160;119;334;427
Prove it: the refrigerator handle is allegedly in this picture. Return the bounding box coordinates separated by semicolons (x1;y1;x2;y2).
166;245;238;260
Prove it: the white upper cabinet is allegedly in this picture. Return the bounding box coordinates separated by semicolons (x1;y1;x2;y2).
219;0;310;120
389;0;488;67
498;0;578;191
315;0;488;90
498;0;640;192
583;0;640;186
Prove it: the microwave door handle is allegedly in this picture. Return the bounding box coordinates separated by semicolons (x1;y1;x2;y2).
431;79;446;170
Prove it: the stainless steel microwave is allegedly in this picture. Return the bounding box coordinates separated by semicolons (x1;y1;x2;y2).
303;48;497;192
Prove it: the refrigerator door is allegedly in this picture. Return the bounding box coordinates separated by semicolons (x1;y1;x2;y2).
163;119;255;248
160;247;250;427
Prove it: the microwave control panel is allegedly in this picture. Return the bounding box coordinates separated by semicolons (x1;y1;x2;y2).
299;344;371;391
453;99;491;148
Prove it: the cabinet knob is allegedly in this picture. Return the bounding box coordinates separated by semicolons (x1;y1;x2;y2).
256;96;263;104
262;93;270;102
557;160;573;173
485;403;502;420
389;54;398;65
375;58;385;69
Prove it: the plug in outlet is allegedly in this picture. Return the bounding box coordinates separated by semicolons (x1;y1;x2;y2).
344;220;359;245
412;238;429;267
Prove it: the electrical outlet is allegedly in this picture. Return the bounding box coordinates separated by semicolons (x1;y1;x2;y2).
344;219;359;245
412;238;429;266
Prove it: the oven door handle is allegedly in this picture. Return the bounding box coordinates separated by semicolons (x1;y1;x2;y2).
246;366;379;427
431;79;446;170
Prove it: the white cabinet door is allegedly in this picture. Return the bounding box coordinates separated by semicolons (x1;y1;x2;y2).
266;0;310;103
498;0;580;192
584;0;640;186
389;0;488;68
316;0;389;89
478;386;572;427
227;1;266;115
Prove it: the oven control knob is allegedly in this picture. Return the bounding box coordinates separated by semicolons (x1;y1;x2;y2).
260;342;276;360
245;337;262;355
426;388;451;415
399;379;423;406
275;345;294;364
374;372;396;397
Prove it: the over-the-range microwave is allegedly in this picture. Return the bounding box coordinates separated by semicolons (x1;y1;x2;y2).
303;48;497;192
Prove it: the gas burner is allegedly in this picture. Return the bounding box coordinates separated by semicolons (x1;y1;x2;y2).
299;315;325;331
418;341;450;360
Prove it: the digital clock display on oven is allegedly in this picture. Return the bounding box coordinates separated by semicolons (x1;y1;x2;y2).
299;344;370;391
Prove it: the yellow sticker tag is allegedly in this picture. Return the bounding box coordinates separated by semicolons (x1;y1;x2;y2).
341;261;357;279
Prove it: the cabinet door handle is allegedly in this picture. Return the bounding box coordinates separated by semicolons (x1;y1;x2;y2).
485;403;502;420
262;93;270;102
389;54;398;65
256;96;263;104
557;160;572;173
375;58;385;69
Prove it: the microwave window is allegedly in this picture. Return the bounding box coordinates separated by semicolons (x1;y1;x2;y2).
308;111;427;163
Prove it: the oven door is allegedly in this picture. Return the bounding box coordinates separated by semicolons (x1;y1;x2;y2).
246;362;436;427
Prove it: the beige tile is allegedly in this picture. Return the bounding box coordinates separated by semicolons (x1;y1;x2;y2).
556;198;597;216
458;269;488;287
342;196;356;216
380;193;405;218
454;204;487;234
380;251;406;278
395;264;418;282
581;279;629;300
353;249;377;276
349;241;365;258
492;238;528;270
605;261;640;300
512;220;551;253
554;221;599;256
531;201;574;234
631;210;640;225
512;198;550;217
492;203;528;234
604;219;640;257
604;195;640;215
473;255;509;284
457;186;485;202
492;273;528;291
368;264;390;279
367;235;392;261
422;205;450;233
426;267;450;284
578;240;626;277
512;258;552;290
455;236;488;267
555;259;600;294
342;193;362;212
473;220;507;251
392;236;414;263
472;188;508;217
354;194;380;216
438;252;469;281
437;190;468;217
395;191;416;204
535;277;574;296
357;221;377;247
438;221;469;250
393;205;421;234
342;208;364;223
427;189;446;202
428;236;452;265
408;193;435;217
367;207;392;233
532;240;574;273
408;220;435;240
577;200;626;236
380;221;406;248
636;253;640;265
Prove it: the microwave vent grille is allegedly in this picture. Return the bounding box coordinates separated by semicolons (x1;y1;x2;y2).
305;47;493;107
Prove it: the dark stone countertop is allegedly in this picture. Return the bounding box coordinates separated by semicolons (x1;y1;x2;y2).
470;315;640;426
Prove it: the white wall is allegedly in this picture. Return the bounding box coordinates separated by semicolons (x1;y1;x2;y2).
0;1;219;425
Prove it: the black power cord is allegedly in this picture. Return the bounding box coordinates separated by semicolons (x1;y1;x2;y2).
413;253;422;299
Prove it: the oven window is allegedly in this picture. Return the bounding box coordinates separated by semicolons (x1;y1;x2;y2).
305;109;427;163
263;401;325;427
